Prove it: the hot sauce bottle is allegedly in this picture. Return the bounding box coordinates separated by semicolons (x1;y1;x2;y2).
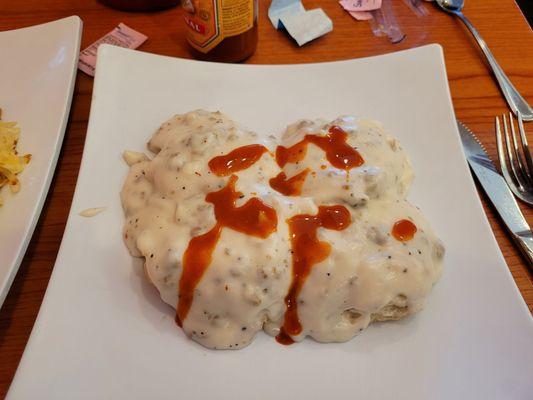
182;0;258;62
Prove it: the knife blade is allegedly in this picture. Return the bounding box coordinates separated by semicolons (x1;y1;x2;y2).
457;120;533;267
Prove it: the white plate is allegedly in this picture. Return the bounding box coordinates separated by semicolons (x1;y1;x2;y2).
0;16;82;306
8;44;533;399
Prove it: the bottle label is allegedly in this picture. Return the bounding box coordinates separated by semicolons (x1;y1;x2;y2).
183;0;254;53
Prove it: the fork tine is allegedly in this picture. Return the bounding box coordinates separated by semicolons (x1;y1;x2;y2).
496;116;519;189
509;112;530;183
503;114;530;191
496;115;533;206
502;114;524;190
516;111;533;182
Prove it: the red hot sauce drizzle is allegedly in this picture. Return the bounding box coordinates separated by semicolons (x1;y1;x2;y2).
177;174;277;326
275;126;364;170
208;144;269;176
269;169;310;196
391;219;417;242
276;205;352;345
178;128;362;345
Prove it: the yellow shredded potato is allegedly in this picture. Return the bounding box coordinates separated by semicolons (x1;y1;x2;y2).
0;109;31;206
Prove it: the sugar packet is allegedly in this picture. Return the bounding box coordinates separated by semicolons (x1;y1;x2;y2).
268;0;305;29
280;8;333;46
269;0;333;46
78;23;147;77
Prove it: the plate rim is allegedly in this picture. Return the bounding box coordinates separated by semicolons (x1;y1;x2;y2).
0;15;83;306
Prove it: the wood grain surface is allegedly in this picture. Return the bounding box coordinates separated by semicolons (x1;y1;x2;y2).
1;0;532;397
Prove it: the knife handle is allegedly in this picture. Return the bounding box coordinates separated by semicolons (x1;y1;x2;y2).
513;231;533;269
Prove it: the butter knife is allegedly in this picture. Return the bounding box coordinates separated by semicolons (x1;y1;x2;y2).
457;121;533;268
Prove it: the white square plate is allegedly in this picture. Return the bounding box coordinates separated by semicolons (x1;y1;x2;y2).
0;16;82;306
9;44;533;399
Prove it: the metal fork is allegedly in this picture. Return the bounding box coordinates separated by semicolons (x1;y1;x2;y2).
495;112;533;205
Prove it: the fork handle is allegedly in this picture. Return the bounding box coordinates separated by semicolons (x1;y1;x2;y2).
454;12;533;121
513;231;533;269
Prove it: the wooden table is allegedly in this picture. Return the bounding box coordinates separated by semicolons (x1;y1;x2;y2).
1;0;532;396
